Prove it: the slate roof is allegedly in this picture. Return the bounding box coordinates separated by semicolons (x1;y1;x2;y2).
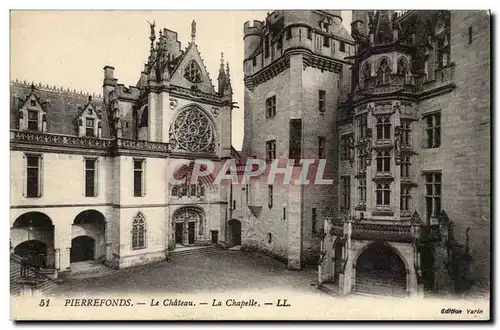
10;81;111;138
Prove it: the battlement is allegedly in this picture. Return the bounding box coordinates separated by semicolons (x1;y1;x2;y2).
10;79;102;99
244;20;264;36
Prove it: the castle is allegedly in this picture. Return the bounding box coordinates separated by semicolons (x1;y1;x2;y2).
10;10;490;298
238;10;490;297
10;20;236;271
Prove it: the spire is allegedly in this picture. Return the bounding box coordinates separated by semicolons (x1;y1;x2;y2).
224;61;233;97
191;19;196;43
218;51;226;80
226;62;231;83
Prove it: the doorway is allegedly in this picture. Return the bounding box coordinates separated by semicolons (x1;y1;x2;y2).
211;231;218;244
355;243;407;297
228;219;242;246
70;236;95;263
333;240;343;283
175;223;183;245
188;222;195;244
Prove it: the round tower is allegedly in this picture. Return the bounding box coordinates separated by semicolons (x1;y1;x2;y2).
243;20;263;61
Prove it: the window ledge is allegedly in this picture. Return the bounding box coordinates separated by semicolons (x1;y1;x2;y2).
354;205;366;211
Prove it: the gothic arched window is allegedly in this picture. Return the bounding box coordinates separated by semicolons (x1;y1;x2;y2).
376;58;391;85
132;213;146;249
184;60;202;83
169;106;216;153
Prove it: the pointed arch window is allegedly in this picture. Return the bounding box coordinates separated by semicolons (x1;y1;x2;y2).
132;213;146;249
184;60;202;83
397;57;409;84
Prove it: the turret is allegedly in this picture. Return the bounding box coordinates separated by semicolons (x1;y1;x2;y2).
243;20;263;60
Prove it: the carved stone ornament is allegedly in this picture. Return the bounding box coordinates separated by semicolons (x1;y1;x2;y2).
212;107;220;118
169;106;216;153
169;98;178;110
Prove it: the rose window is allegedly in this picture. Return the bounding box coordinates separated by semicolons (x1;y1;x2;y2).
169;106;216;153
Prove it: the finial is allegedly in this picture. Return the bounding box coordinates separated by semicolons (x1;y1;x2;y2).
191;19;196;42
88;95;92;102
30;82;35;91
220;51;224;69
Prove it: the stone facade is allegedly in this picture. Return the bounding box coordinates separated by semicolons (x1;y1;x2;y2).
319;10;490;297
240;10;355;269
10;21;235;271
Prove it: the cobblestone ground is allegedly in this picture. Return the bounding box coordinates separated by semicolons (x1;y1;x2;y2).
48;250;324;296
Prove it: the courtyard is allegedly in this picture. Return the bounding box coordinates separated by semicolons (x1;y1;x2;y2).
47;249;324;296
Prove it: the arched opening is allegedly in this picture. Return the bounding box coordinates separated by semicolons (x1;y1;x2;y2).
355;243;407;296
376;57;391;85
11;212;55;268
14;240;47;267
72;210;106;263
70;236;95;263
228;219;242;247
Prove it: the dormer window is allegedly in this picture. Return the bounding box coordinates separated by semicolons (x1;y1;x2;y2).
184;60;202;83
27;110;39;131
78;102;102;138
86;118;95;137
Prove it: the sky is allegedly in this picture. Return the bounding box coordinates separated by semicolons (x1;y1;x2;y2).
10;11;352;150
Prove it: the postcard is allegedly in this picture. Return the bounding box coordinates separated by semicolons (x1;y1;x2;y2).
10;9;491;321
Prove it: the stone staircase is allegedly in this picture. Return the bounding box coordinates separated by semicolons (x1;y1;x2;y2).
354;275;407;298
167;244;222;261
10;254;61;296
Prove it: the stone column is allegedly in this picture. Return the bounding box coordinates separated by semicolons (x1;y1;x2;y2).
54;222;72;271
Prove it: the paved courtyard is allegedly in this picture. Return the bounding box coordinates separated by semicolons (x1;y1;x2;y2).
48;250;323;296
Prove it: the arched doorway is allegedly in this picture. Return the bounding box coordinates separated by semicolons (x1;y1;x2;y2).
72;210;106;263
71;236;95;262
355;243;407;297
228;219;241;247
14;240;47;267
11;212;55;268
172;207;204;247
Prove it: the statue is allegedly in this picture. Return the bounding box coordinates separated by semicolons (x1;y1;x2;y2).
147;20;156;45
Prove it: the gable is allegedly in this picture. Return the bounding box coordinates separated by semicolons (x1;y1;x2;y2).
169;43;216;95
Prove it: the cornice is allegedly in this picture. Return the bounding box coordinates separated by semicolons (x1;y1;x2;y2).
245;47;348;90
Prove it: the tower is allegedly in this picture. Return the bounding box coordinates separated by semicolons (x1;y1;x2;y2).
242;10;355;269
